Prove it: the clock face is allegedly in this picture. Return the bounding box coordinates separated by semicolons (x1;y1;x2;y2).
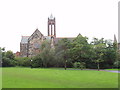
33;43;40;49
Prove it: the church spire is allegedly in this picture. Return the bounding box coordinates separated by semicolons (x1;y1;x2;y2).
114;34;117;43
48;14;56;37
50;14;54;19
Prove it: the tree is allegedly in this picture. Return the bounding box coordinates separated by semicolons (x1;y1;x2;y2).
15;57;31;67
31;55;43;68
2;50;15;67
113;49;120;68
0;47;2;67
55;38;71;70
38;40;56;68
79;62;86;70
6;50;15;60
91;38;107;70
73;62;86;70
69;35;91;67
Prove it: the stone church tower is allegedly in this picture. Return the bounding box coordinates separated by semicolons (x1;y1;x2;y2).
48;14;56;48
48;14;56;37
20;14;74;57
20;15;56;57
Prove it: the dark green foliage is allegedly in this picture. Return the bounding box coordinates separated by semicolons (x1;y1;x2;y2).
55;38;72;69
31;40;56;68
113;52;120;68
79;62;86;70
73;62;86;70
32;55;43;68
15;57;31;67
2;50;15;67
90;38;118;69
69;35;90;62
6;51;15;60
1;35;118;69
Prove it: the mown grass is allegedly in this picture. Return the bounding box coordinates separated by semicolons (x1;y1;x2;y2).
2;67;118;88
105;69;120;71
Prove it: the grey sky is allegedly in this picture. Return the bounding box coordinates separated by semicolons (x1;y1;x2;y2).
0;0;118;52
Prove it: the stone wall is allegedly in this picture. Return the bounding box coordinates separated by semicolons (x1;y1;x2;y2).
20;43;28;57
28;32;44;57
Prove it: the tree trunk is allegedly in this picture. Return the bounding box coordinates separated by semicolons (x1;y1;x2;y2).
97;63;100;71
64;60;67;70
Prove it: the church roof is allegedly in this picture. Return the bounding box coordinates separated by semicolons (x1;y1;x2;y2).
28;28;44;41
54;37;75;44
114;34;117;43
44;36;51;40
21;36;30;44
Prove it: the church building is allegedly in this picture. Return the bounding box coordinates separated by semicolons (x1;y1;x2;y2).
20;15;74;57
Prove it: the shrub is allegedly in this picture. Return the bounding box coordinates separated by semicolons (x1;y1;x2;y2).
73;62;86;70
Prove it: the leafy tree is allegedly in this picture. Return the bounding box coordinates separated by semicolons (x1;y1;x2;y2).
38;40;56;67
90;38;117;70
79;62;86;70
6;50;15;60
73;62;79;68
2;50;15;67
55;38;71;70
91;38;106;70
113;50;120;68
69;35;91;66
31;54;43;68
15;57;31;67
73;62;86;70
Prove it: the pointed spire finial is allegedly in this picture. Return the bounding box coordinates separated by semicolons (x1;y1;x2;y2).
50;14;54;19
114;34;117;43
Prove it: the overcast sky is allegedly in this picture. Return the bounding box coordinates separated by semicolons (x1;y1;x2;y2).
0;0;119;53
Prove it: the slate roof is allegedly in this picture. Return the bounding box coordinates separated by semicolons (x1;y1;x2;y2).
28;29;43;41
44;36;51;40
54;37;75;44
21;36;30;44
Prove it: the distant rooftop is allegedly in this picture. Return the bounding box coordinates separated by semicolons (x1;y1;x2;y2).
21;36;30;44
56;37;76;38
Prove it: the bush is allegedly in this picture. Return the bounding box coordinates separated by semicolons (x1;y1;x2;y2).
73;62;86;70
15;57;31;67
79;62;86;70
31;55;43;68
73;62;80;68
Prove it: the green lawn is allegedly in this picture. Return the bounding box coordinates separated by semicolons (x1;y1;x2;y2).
105;69;120;71
2;67;118;88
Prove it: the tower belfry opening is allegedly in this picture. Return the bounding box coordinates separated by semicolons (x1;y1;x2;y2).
48;14;56;37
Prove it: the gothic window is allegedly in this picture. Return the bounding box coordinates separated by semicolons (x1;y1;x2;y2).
33;43;40;49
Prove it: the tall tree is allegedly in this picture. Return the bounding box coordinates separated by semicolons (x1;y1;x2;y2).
40;40;55;67
69;35;91;66
91;38;108;70
2;50;15;67
55;38;71;70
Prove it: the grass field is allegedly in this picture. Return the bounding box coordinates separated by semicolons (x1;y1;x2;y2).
2;67;118;88
105;69;120;71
